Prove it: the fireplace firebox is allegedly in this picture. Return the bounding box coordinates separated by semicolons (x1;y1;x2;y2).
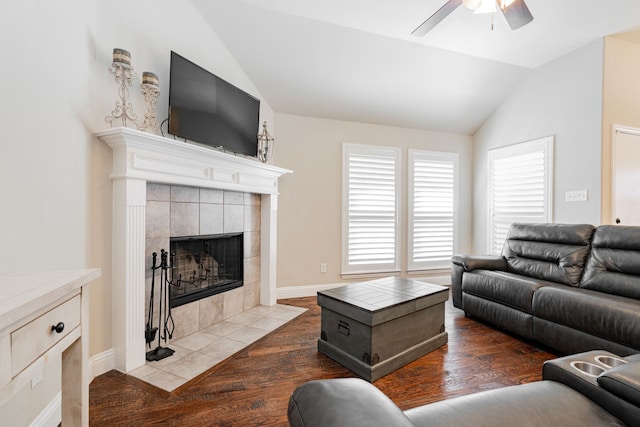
169;233;243;308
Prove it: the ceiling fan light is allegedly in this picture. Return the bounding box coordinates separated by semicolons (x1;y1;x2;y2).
462;0;482;10
473;0;495;14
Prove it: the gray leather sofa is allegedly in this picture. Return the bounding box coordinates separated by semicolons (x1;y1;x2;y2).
287;351;640;426
451;223;640;356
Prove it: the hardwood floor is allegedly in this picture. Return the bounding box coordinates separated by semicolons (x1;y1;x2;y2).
89;294;558;426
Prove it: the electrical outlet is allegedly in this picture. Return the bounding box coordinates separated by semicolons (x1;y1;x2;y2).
565;190;588;202
320;263;327;273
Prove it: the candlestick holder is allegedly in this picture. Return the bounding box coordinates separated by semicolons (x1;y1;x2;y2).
140;72;161;135
105;48;142;129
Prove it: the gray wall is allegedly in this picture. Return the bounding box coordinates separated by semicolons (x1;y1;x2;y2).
472;39;605;253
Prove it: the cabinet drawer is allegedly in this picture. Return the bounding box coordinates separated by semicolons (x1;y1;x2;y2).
11;295;81;376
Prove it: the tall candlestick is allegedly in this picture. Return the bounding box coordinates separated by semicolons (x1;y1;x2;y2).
140;71;161;135
112;48;131;66
142;71;159;88
105;48;141;129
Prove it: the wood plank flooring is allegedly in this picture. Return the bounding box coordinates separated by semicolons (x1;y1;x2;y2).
89;294;558;426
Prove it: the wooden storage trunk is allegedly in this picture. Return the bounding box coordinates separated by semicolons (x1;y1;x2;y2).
317;277;448;382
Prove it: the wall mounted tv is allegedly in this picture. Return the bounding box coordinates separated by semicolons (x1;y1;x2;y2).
168;51;260;158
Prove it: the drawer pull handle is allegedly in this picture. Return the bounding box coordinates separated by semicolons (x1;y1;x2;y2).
51;322;65;334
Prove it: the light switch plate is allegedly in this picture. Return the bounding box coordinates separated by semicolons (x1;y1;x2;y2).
565;190;588;202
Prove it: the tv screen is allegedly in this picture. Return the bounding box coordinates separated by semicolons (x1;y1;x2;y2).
168;51;260;158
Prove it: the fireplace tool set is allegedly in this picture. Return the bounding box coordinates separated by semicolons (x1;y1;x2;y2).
145;249;176;362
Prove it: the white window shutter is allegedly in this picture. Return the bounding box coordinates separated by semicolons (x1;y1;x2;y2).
488;136;554;255
342;144;400;274
408;150;458;270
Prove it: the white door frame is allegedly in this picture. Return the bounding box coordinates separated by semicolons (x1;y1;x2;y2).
611;124;640;225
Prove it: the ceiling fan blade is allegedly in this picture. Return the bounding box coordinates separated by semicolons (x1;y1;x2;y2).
411;0;463;37
497;0;533;30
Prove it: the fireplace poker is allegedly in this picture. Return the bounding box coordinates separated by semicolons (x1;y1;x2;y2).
145;252;159;347
163;251;176;339
159;249;168;341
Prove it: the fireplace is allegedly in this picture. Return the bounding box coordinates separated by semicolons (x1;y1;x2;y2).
97;127;291;373
170;233;244;307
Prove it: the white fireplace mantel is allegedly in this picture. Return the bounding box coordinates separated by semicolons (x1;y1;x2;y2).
96;127;291;373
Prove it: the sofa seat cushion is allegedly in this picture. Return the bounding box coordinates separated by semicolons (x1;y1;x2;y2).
532;286;640;350
462;270;558;313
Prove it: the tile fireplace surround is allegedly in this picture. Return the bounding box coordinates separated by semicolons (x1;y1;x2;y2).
145;183;260;342
96;127;291;373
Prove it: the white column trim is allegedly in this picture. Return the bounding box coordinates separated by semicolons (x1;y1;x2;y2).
260;194;278;306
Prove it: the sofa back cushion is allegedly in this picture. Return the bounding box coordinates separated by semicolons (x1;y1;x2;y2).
502;223;595;286
580;225;640;299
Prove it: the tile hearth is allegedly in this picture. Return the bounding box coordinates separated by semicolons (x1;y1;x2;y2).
129;303;307;392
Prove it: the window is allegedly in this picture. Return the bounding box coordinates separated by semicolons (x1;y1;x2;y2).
488;136;554;254
342;144;400;274
408;150;458;270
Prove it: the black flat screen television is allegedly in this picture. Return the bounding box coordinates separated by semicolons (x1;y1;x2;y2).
168;51;260;158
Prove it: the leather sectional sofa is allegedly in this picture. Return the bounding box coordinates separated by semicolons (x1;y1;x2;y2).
451;223;640;356
288;351;640;426
287;223;640;426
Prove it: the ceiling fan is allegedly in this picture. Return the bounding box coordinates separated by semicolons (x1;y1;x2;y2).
412;0;534;36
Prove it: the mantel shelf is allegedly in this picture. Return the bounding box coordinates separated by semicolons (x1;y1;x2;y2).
95;127;291;195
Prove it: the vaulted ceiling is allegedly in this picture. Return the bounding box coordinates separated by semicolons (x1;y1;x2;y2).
193;0;640;135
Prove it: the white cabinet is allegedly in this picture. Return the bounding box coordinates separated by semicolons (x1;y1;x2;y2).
0;269;100;427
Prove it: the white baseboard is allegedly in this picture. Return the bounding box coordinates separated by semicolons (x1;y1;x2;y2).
409;275;451;286
29;392;61;427
276;283;347;299
89;348;115;380
276;275;451;300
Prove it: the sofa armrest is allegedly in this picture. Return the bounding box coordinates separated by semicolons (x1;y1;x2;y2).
452;254;507;272
598;362;640;407
287;378;414;427
450;255;507;310
543;351;640;425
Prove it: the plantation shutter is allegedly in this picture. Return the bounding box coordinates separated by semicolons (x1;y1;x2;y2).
408;150;458;270
342;144;400;274
488;136;554;255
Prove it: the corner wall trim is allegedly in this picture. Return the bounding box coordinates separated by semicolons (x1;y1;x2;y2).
89;348;116;381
